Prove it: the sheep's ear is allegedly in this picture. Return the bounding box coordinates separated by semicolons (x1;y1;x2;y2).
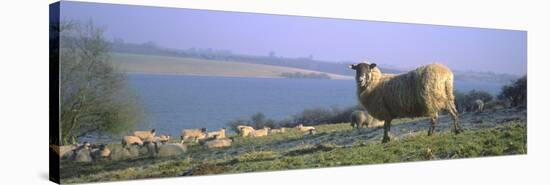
369;63;377;69
348;64;357;70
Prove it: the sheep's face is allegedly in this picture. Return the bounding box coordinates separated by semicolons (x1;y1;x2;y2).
349;62;377;87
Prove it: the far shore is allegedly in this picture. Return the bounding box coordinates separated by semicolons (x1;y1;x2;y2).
122;71;354;80
110;52;354;80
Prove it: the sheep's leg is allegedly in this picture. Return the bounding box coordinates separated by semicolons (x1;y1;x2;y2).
448;104;463;134
382;119;392;143
428;114;438;136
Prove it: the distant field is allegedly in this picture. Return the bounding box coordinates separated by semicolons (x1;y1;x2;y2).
110;52;353;80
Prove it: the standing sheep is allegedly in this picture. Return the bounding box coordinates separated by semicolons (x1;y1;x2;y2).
473;99;484;113
181;128;207;143
349;62;463;143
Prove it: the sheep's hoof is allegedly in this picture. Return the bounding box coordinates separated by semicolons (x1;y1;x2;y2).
382;136;391;143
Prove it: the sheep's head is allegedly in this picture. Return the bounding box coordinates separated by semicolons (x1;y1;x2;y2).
349;62;378;88
83;142;91;148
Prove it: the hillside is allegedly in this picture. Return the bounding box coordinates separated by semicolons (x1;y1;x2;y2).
60;108;526;183
110;52;353;80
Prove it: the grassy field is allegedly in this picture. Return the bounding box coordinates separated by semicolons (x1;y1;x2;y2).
60;111;526;184
110;52;353;80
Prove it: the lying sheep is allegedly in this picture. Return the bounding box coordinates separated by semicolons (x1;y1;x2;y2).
473;99;484;113
157;143;187;157
250;127;270;137
122;136;143;147
143;134;171;144
133;129;156;140
295;124;316;132
91;144;111;160
181;128;207;143
73;142;93;162
350;110;384;129
349;62;463;143
350;110;367;129
110;145;140;160
204;138;233;148
270;127;286;134
308;128;317;135
144;141;158;157
207;128;226;139
237;125;255;137
157;135;171;143
52;145;77;159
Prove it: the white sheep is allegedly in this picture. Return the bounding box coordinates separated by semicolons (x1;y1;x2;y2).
157;143;187;157
473;99;484;113
91;144;111;160
51;145;77;159
270;127;286;134
122;135;144;147
295;124;316;132
204;138;233;148
207;128;226;139
250;127;270;137
109;145;140;160
349;62;463;143
237;125;255;137
181;128;207;143
133;129;156;140
158;135;171;143
73;142;93;162
350;110;384;129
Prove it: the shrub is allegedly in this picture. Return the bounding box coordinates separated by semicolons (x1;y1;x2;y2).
227;105;364;130
498;75;527;107
454;89;493;112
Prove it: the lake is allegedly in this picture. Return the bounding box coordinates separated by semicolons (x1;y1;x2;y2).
128;74;505;137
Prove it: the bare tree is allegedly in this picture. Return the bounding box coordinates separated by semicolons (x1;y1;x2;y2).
58;20;142;144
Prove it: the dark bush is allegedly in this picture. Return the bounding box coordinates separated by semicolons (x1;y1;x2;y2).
227;105;364;131
498;75;527;108
454;89;494;112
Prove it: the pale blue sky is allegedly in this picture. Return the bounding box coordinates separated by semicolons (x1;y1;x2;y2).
60;1;527;75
